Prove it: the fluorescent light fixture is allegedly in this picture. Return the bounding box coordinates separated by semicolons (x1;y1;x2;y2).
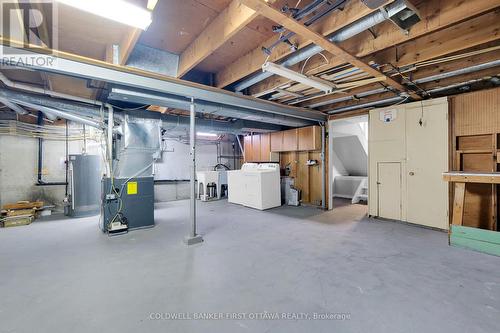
197;132;218;137
57;0;152;30
262;62;336;93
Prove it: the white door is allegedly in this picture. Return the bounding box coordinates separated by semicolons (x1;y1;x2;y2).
405;101;449;229
377;162;402;220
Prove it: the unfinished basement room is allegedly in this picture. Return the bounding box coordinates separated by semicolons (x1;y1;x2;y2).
1;0;500;332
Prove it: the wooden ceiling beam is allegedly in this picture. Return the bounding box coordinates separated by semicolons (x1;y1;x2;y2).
219;0;500;90
371;9;500;71
215;0;392;88
255;8;500;103
322;68;500;114
177;0;275;77
315;55;500;112
240;0;419;99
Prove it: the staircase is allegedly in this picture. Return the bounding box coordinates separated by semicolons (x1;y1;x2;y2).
331;117;369;203
352;178;368;204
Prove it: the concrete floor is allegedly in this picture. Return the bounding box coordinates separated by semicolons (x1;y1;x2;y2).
1;200;499;333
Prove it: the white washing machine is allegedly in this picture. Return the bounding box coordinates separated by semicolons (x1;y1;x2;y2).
227;163;281;210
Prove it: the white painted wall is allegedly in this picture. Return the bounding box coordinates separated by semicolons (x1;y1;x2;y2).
328;116;368;208
0;133;239;208
0;135;88;209
368;98;449;229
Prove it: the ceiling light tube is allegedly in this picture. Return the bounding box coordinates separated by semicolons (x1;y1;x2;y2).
262;62;336;93
57;0;152;30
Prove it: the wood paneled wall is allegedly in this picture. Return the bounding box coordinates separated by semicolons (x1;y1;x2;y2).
243;125;327;207
279;143;328;207
452;89;500;136
450;88;500;230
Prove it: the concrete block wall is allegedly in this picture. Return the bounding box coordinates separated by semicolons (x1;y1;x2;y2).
0;134;239;209
0;135;87;209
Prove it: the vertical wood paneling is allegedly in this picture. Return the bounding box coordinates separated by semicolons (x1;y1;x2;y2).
450;88;500;231
452;89;500;136
260;133;270;161
244;125;328;207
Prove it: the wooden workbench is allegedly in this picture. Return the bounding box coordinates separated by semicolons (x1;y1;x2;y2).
443;171;500;226
443;171;500;256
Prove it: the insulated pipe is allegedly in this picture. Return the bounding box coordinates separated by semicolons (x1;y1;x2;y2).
0;87;113;121
309;60;500;109
234;0;409;91
108;87;314;127
426;76;498;95
413;60;500;84
327;75;500;114
0;97;28;115
11;99;103;128
0;86;282;133
161;116;280;134
0;72;102;106
327;95;406;114
308;87;389;108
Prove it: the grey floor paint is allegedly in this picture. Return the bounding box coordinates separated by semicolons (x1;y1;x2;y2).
1;200;499;333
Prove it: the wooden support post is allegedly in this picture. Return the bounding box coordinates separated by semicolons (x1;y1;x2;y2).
452;182;466;226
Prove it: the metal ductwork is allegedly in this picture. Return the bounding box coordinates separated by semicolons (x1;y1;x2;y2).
12;100;103;129
233;0;414;92
0;87;112;120
0;44;327;124
0;97;28;115
107;87;314;127
0;87;282;134
161;116;281;134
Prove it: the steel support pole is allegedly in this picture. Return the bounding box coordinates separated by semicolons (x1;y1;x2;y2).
107;105;114;176
321;123;327;210
236;135;244;158
185;98;204;245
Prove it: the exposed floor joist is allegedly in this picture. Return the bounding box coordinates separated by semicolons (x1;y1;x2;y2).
177;0;275;77
244;0;500;97
240;0;420;99
296;17;500;108
215;0;393;88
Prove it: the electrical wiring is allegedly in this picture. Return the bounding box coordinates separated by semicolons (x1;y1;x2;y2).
301;52;329;74
106;161;155;231
106;102;150;111
0;120;100;141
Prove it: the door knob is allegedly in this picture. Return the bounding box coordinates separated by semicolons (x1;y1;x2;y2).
409;171;415;176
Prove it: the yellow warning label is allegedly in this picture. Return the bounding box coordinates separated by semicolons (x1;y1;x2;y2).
127;182;138;195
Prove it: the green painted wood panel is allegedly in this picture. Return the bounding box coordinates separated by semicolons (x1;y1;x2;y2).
450;225;500;257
